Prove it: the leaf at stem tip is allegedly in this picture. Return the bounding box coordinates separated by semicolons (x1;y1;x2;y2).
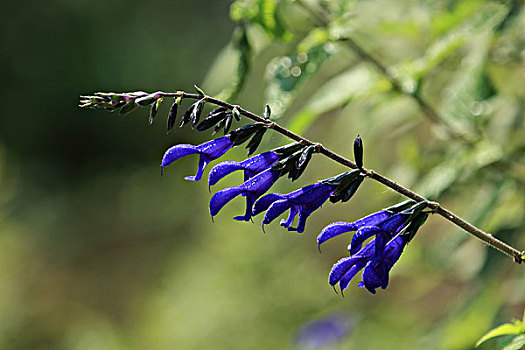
264;104;271;120
194;84;205;96
354;135;363;169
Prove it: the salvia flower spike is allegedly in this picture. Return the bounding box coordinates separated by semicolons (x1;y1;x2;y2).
80;87;525;294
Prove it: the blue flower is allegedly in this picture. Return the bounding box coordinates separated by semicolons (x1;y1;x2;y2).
317;209;409;252
208;151;280;187
209;168;281;221
360;235;408;293
160;136;233;181
253;182;337;233
328;234;409;294
323;202;430;294
294;313;354;349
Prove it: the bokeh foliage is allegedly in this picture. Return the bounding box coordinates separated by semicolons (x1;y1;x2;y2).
1;0;524;349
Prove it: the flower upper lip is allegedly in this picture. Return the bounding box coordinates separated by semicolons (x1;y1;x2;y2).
160;136;233;181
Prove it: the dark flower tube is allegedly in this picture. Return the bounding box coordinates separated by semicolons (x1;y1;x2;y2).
208;151;280;187
209;168;281;221
328;234;409;294
360;235;408;293
160;136;233;181
253;183;337;233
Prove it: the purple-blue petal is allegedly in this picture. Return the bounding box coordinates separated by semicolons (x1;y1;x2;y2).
378;213;409;234
196;136;233;158
241;151;280;175
208;161;244;186
185;154;210;181
209;185;245;217
288;183;335;204
346;210;393;230
329;256;359;286
263;199;292;225
252;193;287;217
373;231;390;261
210;168;280;219
280;205;299;228
290;207;314;233
339;262;366;292
241;168;280;197
382;235;408;266
317;222;358;247
349;226;383;255
362;260;389;294
161;144;199;173
233;193;257;222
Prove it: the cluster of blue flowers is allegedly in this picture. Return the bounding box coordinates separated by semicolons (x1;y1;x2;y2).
318;201;429;294
161;131;430;294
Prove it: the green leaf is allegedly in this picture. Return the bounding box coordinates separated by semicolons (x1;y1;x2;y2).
476;323;523;347
288;64;389;134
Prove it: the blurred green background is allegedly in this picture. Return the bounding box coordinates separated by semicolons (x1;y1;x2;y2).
1;0;525;349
